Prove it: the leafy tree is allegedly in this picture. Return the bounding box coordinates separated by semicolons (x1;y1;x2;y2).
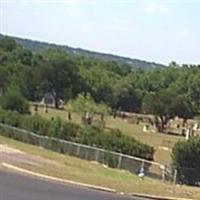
0;35;200;119
12;66;37;100
168;61;180;68
79;65;116;105
115;89;142;112
36;49;80;108
142;90;195;132
0;36;17;52
70;93;110;115
0;86;30;114
15;48;33;65
0;67;8;90
187;73;200;112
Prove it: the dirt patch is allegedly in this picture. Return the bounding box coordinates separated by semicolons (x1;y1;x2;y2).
0;144;63;168
0;144;25;154
158;146;172;152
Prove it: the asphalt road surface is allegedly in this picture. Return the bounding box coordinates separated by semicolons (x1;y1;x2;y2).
0;169;149;200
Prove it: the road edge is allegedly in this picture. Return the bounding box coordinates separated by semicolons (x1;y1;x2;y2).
0;162;116;194
0;162;194;200
129;192;194;200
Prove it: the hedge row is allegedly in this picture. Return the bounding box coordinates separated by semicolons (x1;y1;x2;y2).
172;137;200;186
0;108;154;160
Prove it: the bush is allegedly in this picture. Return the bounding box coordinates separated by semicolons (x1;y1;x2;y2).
104;151;118;168
172;137;200;186
0;109;21;127
21;114;50;136
60;121;80;140
78;126;154;160
0;109;154;160
70;93;110;115
0;86;30;114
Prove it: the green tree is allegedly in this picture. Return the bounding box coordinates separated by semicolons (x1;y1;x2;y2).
0;86;30;114
70;93;110;115
15;48;33;65
142;90;195;132
36;49;80;108
0;36;17;52
0;67;8;90
80;65;116;105
187;73;200;112
12;66;37;100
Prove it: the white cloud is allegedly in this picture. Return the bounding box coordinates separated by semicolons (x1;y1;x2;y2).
144;2;171;15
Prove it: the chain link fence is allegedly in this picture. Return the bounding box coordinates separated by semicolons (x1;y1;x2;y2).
174;167;200;186
0;123;168;181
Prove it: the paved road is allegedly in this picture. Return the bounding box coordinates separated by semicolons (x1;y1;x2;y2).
0;169;148;200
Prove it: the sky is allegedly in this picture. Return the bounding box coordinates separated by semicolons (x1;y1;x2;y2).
0;0;200;65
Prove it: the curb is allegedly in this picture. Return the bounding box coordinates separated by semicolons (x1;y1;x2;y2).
0;162;194;200
129;192;194;200
1;162;116;193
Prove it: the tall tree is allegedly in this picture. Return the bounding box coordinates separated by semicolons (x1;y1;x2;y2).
36;49;80;108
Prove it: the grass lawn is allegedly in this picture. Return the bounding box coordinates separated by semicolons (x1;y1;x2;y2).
0;135;199;200
31;105;184;166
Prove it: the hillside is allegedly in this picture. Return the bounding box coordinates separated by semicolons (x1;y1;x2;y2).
0;34;165;69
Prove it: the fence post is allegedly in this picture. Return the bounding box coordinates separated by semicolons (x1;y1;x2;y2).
95;149;100;162
173;169;177;194
173;169;177;185
76;144;81;157
117;154;122;169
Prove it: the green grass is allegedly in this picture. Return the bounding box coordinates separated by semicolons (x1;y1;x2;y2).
0;135;199;199
31;105;184;165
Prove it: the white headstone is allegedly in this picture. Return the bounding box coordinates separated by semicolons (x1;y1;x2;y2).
193;123;198;131
185;129;190;140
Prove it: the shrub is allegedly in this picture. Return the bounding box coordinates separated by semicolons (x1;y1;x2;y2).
48;117;62;137
21;114;50;136
104;151;118;168
58;121;80;140
78;126;154;160
0;86;30;114
172;137;200;186
0;109;21;127
0;109;154;160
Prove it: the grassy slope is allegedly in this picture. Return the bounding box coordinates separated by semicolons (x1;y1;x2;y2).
0;135;199;199
30;106;184;165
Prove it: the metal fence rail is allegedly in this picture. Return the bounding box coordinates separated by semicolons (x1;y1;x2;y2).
0;123;166;180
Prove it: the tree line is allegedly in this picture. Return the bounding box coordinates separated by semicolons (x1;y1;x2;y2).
0;36;200;130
